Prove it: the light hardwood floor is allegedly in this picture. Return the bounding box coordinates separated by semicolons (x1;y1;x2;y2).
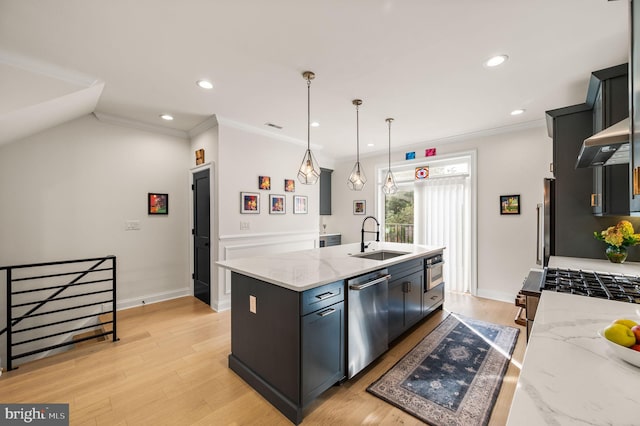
0;293;526;425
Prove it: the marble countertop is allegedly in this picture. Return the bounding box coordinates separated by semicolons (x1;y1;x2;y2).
217;242;443;292
549;255;640;275
507;291;640;425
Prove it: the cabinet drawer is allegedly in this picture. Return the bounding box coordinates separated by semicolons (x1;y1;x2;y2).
301;280;344;315
423;283;444;312
388;258;423;280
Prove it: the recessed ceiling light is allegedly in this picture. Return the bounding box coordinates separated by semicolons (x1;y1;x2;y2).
311;122;320;127
510;109;525;116
196;79;213;90
367;143;374;147
160;114;174;121
484;54;509;68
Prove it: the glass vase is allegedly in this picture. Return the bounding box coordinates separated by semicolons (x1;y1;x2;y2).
606;245;627;264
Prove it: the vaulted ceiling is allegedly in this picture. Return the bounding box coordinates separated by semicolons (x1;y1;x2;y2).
0;0;629;159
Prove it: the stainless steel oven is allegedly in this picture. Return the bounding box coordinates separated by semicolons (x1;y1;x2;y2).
425;254;444;290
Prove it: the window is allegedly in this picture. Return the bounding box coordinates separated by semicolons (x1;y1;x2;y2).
378;152;475;294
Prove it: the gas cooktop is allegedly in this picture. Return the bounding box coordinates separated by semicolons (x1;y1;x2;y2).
542;268;640;304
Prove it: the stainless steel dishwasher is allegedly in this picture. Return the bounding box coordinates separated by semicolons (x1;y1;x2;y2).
347;268;390;379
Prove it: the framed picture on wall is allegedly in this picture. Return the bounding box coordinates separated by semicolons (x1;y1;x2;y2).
241;192;260;214
259;176;271;190
148;193;168;215
269;194;286;214
293;195;308;214
500;194;520;215
284;179;295;192
353;200;366;215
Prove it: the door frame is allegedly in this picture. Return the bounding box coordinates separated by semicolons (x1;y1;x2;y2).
189;162;215;308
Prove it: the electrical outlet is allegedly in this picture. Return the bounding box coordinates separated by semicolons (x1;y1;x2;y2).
240;221;250;230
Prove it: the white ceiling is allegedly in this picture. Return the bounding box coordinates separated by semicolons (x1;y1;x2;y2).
0;0;630;160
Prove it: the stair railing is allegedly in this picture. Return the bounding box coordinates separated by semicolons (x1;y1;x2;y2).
1;255;118;371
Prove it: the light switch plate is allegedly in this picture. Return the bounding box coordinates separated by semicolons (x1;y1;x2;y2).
125;220;141;231
249;295;257;314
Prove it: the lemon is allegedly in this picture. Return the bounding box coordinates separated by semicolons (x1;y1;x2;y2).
613;318;638;329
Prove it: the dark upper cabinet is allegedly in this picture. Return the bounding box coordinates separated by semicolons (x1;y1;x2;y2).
588;64;629;216
320;168;333;215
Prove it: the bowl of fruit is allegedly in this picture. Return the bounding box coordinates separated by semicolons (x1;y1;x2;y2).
599;318;640;368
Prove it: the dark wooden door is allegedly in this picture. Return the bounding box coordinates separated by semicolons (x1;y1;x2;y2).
193;169;210;305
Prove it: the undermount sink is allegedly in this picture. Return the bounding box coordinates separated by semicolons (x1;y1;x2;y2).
352;250;409;261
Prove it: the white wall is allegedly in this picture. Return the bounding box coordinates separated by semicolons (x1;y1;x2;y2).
213;121;320;310
0;114;192;308
325;124;553;302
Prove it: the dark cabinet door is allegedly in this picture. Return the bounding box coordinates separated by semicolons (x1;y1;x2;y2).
590;66;629;216
388;269;424;342
388;280;404;342
403;272;423;328
319;168;333;215
301;301;345;405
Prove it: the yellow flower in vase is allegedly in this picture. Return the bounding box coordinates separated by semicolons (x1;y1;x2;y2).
594;220;640;263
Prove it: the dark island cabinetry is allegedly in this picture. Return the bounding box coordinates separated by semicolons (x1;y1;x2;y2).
388;258;424;342
228;273;344;425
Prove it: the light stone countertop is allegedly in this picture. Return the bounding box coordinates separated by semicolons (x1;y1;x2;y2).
217;242;443;292
506;291;640;425
549;255;640;276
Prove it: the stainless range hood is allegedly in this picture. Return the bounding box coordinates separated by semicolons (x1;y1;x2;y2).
575;117;630;168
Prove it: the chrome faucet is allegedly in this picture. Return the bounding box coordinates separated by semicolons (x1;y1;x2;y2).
361;216;380;252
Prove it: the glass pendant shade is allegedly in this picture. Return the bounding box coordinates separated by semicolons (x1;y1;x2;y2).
298;71;321;185
347;99;367;191
298;148;320;184
347;162;366;190
382;170;398;194
383;117;398;195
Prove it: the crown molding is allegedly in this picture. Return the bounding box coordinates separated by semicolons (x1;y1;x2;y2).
216;115;323;151
188;115;218;138
93;112;189;139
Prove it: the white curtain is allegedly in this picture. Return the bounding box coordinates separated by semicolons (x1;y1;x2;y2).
414;175;470;293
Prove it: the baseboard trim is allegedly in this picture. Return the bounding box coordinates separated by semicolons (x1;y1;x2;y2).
476;288;514;304
117;287;191;311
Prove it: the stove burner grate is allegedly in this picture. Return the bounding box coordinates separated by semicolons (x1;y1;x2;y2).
542;268;640;304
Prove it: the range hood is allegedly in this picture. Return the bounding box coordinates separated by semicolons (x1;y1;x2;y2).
575;117;630;168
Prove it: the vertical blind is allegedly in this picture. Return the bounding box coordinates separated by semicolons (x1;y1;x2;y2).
414;175;470;293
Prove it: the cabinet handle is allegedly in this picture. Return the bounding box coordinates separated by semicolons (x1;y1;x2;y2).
590;193;600;207
317;308;336;317
550;163;553;173
403;282;412;293
315;292;334;300
634;167;640;196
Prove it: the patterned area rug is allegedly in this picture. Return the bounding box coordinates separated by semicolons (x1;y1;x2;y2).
367;314;519;426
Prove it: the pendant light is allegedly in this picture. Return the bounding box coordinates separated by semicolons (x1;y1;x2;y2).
347;99;367;190
297;71;321;185
382;118;398;194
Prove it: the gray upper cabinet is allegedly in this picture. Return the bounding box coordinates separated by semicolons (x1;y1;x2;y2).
320;168;333;215
588;64;629;216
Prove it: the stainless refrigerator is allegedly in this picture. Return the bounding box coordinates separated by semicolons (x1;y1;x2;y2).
537;178;555;266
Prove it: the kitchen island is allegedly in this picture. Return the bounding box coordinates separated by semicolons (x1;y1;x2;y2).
507;290;640;425
217;242;444;424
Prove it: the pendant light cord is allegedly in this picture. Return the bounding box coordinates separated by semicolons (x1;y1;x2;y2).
307;77;311;150
356;103;360;163
388;119;392;171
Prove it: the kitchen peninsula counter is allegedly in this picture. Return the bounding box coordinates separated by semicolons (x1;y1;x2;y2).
217;242;443;291
507;291;640;425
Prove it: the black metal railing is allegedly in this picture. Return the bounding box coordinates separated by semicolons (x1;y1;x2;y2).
1;255;118;371
385;223;414;244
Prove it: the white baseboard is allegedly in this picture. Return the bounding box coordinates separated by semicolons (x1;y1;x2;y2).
476;288;515;304
117;287;191;311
